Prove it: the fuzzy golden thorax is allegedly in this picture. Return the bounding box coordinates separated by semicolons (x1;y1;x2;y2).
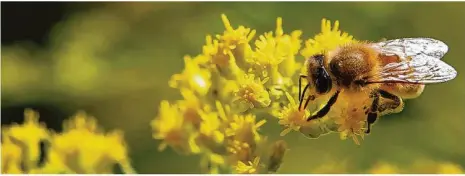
326;43;381;92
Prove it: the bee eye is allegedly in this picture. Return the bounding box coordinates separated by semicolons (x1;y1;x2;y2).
314;67;332;94
310;54;333;94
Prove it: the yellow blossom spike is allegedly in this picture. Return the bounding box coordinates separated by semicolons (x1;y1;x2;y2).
437;162;464;174
6;109;51;172
215;101;227;121
51;113;134;174
276;17;283;37
221;14;233;32
301;18;355;58
321;18;328;32
255;119;266;129
333;20;340;32
247;30;256;42
24;108;39;124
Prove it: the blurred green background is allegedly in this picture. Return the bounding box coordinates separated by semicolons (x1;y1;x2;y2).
2;2;465;173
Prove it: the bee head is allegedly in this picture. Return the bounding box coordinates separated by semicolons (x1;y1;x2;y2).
307;54;333;94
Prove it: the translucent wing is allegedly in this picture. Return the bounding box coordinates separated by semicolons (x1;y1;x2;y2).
369;38;457;84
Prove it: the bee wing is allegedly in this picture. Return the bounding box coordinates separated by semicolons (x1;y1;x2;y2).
372;38;449;60
369;38;457;84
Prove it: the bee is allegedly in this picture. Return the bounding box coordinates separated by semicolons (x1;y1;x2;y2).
298;38;457;134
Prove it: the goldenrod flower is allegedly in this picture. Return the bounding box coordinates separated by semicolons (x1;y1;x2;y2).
275;17;303;78
219;14;256;49
409;159;465;174
208;72;239;104
253;17;302;80
333;92;372;145
1;130;24;174
200;152;226;174
225;113;266;145
311;158;348;174
276;91;310;136
151;100;199;154
234;157;261;174
301;18;355;59
4;109;51;172
335;113;366;145
232;74;271;113
226;139;253;163
368;162;400;174
203;36;245;80
178;88;204;127
169;55;212;96
267;140;288;173
437;162;464;174
50;112;134;174
196;106;225;150
216;14;256;70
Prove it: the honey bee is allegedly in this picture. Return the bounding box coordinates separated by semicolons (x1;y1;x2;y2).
298;38;457;134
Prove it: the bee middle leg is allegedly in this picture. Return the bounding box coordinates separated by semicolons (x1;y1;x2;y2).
306;90;341;121
365;90;402;134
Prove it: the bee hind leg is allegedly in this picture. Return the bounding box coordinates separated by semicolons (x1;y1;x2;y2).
306;90;341;121
365;90;403;134
378;90;403;116
365;92;380;134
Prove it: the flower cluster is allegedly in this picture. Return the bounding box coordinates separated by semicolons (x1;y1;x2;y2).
368;160;464;174
151;14;370;173
1;109;135;174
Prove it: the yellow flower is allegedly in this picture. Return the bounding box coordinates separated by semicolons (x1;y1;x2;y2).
1;129;24;174
196;105;225;150
276;91;310;136
208;71;239;104
169;55;212;96
275;17;303;77
234;157;261;174
203;36;245;80
232;74;271;113
408;159;465;174
311;158;348;174
253;32;287;67
368;162;400;174
225;113;266;146
151;100;199;154
200;152;226;174
333;92;371;145
267;140;288;173
177;88;204;127
335;113;366;145
253;17;302;80
437;162;464;174
218;14;256;51
49;111;134;174
216;14;256;70
4;109;51;172
226;139;253;163
301;18;355;59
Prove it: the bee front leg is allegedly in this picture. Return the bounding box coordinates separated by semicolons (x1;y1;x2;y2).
306;90;340;121
365;91;380;134
299;75;316;111
299;75;308;102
